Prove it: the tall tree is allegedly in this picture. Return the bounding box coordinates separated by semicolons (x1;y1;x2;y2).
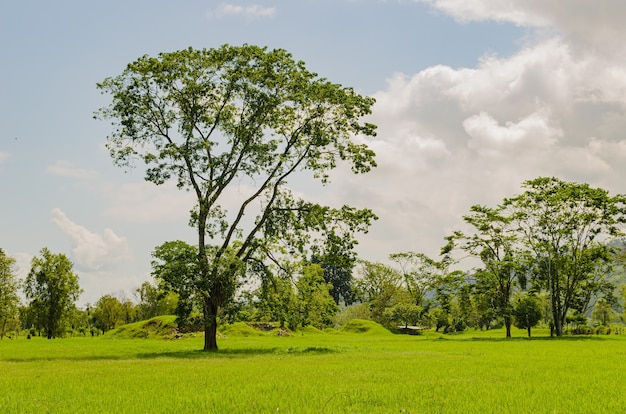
445;205;527;338
0;249;20;339
97;45;377;350
506;177;626;336
24;248;82;339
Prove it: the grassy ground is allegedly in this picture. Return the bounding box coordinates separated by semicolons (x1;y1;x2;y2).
1;321;625;413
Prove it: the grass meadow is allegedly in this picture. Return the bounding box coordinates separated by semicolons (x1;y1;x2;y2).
1;321;625;413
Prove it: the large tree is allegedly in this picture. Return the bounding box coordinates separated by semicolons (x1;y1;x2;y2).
97;45;377;350
24;248;82;339
506;177;626;336
0;249;20;339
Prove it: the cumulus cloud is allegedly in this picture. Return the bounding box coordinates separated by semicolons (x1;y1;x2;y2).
207;3;276;20
51;208;133;271
47;160;99;179
329;14;626;261
419;0;626;57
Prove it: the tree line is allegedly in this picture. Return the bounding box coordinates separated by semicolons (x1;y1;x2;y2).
3;178;626;341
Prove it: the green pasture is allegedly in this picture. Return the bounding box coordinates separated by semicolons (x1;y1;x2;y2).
1;321;625;413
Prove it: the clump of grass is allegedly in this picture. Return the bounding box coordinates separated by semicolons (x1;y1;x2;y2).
339;319;391;335
104;315;178;339
219;322;267;337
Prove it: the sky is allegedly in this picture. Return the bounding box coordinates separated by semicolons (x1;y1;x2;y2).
2;1;626;306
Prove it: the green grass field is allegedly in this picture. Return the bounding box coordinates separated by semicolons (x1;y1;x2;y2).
1;320;625;413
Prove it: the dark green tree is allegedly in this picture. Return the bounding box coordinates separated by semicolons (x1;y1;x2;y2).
513;294;542;337
311;233;358;306
24;248;82;339
97;45;377;350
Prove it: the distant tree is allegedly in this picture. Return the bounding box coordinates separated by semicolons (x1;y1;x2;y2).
92;295;125;333
506;177;626;336
385;303;422;328
0;249;20;339
135;281;178;320
445;204;528;338
389;252;438;308
151;240;203;329
513;294;542;337
591;298;614;326
356;261;402;325
24;248;82;339
311;233;358;306
97;45;377;350
295;264;338;329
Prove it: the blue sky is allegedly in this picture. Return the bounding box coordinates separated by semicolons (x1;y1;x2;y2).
2;1;626;305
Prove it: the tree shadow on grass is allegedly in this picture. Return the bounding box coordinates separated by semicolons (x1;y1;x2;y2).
136;345;339;359
2;346;339;363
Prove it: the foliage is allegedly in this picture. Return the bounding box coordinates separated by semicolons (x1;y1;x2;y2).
150;240;201;329
512;294;543;337
0;249;20;339
23;248;82;339
384;303;423;328
389;251;438;307
295;264;338;329
311;232;358;306
355;261;402;325
92;295;125;333
97;44;377;350
591;298;614;326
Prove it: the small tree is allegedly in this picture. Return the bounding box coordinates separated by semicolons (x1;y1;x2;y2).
24;248;82;339
92;295;125;333
0;249;20;339
513;294;542;337
385;303;422;328
591;298;614;326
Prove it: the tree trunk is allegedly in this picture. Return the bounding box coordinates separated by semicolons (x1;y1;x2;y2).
527;326;531;337
203;298;219;351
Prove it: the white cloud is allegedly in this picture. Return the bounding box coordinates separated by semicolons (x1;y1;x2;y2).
419;0;626;57
207;3;276;20
47;160;99;179
50;208;132;271
327;24;626;261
